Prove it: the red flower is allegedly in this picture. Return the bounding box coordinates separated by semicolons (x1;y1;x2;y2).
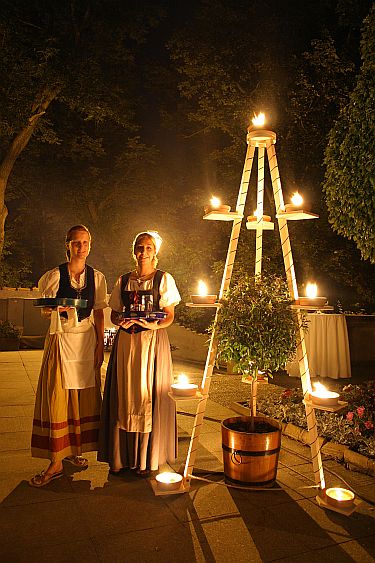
357;406;365;418
364;421;374;430
346;411;354;421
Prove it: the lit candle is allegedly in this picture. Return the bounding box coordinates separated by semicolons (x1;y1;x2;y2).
191;280;217;304
252;112;266;128
285;192;304;212
310;382;339;407
247;209;271;222
171;373;198;397
325;487;355;508
155;471;183;491
299;282;327;307
204;196;231;214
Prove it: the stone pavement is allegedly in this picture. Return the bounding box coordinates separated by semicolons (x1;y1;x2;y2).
0;350;374;563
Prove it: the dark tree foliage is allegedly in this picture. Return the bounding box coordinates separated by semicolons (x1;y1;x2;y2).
167;0;375;311
0;0;164;256
323;5;375;263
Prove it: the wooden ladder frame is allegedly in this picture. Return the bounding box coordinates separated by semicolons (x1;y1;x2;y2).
181;127;326;492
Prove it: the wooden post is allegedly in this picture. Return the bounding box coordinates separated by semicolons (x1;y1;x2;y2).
183;141;256;485
255;146;265;276
266;141;325;490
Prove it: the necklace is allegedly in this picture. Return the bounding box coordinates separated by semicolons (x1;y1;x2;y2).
68;266;87;298
134;269;155;285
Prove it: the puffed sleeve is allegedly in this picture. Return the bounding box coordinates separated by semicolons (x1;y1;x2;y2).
159;272;181;308
93;270;108;310
108;277;124;313
38;267;60;298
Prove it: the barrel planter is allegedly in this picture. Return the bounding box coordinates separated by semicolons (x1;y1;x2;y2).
222;415;281;486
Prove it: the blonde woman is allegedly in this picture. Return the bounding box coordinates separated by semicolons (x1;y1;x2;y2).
98;231;180;475
30;225;107;487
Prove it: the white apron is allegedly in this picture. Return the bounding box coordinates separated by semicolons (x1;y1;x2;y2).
50;309;96;389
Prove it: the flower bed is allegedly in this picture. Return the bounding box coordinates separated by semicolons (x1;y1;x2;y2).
257;382;375;459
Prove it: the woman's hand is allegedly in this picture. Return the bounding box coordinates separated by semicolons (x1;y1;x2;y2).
118;318;136;330
134;319;160;330
94;342;104;368
57;306;75;313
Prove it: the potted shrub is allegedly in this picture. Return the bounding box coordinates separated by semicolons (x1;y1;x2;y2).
0;320;22;351
214;271;305;486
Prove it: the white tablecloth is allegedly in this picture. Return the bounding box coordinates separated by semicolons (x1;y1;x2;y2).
286;313;351;379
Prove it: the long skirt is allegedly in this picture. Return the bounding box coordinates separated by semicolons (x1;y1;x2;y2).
31;334;102;461
98;328;177;471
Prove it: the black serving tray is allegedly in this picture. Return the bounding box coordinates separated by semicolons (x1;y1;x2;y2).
122;311;167;321
33;297;88;308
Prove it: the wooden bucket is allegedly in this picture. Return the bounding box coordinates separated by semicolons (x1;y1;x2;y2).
221;416;281;486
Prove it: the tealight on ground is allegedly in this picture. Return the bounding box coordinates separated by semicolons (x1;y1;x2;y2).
171;382;198;397
155;472;183;491
325;487;355;508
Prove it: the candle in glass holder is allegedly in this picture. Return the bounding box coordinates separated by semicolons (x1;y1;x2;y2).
204;196;231;214
325;487;355;508
299;282;327;307
191;280;217;304
251;112;266;129
155;471;183;491
285;192;303;212
171;374;198;397
247;209;271;222
310;382;339;407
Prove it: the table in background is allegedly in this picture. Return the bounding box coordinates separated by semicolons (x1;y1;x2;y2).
286;313;351;379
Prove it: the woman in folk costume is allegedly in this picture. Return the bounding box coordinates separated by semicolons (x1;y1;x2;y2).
30;225;107;487
98;231;180;475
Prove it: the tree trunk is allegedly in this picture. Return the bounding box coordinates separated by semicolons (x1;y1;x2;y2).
249;376;258;432
0;86;61;256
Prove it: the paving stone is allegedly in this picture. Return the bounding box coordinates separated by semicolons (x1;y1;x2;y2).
0;415;32;433
92;522;207;563
0;430;30;451
0;539;100;563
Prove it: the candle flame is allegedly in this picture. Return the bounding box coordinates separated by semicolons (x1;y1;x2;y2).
252;112;265;127
210;196;221;208
178;373;189;386
156;472;182;484
326;487;354;502
306;282;318;299
312;382;338;398
291;192;303;207
198;280;208;296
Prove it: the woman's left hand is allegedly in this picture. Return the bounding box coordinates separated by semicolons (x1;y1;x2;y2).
134;319;160;330
94;343;104;368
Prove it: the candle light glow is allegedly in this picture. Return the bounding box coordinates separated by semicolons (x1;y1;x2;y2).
310;382;339;406
252;112;265;128
198;280;208;296
291;192;303;207
306;282;318;299
171;373;198;397
325;487;355;508
191;280;217;304
155;471;183;491
210;196;221;208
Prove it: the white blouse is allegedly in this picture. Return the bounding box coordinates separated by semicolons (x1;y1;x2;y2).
38;266;108;310
109;271;181;313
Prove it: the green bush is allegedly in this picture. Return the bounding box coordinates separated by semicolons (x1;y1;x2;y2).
214;272;304;378
0;320;22;339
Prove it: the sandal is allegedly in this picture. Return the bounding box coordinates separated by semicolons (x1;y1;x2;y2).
29;470;64;488
64;456;88;468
